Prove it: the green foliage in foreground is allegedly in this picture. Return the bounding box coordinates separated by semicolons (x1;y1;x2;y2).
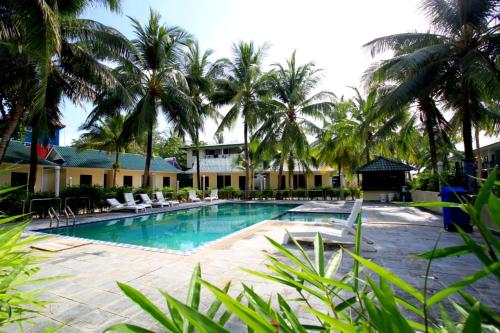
107;169;499;332
0;186;64;330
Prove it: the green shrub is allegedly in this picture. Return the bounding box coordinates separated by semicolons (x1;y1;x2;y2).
108;169;500;333
218;186;241;199
0;186;64;330
347;185;361;199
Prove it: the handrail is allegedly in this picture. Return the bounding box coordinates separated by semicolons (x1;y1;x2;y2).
64;206;76;226
48;207;60;228
29;198;61;217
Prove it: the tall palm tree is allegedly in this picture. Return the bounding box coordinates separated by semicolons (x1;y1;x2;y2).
0;0;127;163
75;113;131;187
122;9;193;187
213;41;271;197
181;41;225;189
27;73;63;193
364;0;500;184
254;51;333;190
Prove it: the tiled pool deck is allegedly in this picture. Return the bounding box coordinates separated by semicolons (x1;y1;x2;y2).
6;201;500;332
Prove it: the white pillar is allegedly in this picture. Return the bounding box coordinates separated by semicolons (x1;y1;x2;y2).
151;173;156;190
54;166;60;197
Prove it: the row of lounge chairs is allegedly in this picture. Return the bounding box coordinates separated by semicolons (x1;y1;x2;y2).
105;190;219;214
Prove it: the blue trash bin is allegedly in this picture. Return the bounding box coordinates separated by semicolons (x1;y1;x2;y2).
439;187;472;232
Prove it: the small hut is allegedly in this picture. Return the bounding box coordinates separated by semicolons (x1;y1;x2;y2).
356;156;413;201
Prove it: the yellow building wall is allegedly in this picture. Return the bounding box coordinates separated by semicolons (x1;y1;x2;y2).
0;163;47;192
64;168;106;187
190;171;332;190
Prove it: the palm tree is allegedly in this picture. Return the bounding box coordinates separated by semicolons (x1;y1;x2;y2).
254;51;333;190
364;0;500;183
213;41;271;197
75;113;131;187
27;73;63;192
181;41;225;189
0;0;126;163
314;97;363;177
122;9;193;187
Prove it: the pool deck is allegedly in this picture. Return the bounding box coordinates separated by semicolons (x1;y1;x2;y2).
6;201;500;332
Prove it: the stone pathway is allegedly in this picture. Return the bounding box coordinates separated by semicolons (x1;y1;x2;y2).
5;202;499;332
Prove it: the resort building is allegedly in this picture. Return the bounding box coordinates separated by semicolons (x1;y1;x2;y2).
0;141;180;193
0;141;336;192
183;143;334;190
473;140;500;177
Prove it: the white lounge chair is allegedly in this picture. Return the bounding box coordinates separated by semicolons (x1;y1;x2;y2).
155;191;180;207
140;193;166;208
106;198;145;213
124;193;150;210
204;189;218;202
188;190;201;202
283;199;370;246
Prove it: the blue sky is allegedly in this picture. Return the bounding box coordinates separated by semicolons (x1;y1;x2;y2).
59;0;496;148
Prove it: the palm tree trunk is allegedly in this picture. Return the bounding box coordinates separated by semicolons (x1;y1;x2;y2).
420;99;438;173
0;77;28;164
143;124;153;188
28;125;40;193
195;130;201;190
277;161;284;190
461;78;475;189
243;120;250;199
475;125;482;179
113;146;119;187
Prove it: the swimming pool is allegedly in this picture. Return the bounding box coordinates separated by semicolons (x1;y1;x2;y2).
39;203;298;253
277;212;349;223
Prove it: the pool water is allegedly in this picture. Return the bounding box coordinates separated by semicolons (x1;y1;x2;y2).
40;203;298;252
277;212;349;223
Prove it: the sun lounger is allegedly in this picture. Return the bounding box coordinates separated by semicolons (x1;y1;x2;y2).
155;191;180;207
203;189;218;202
124;193;150;210
140;193;166;208
283;199;370;246
106;198;145;213
188;190;201;202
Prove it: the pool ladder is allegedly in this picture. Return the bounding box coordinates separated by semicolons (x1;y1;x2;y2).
48;206;76;228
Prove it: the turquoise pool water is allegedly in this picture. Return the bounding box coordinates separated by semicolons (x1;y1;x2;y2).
277;212;349;223
40;203;298;252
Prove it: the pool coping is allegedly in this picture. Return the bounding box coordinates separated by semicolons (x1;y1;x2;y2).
27;200;356;256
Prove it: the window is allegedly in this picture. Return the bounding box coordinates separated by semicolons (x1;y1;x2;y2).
224;175;231;187
217;175;232;188
123;175;133;187
177;174;193;188
314;175;323;187
104;174;108;188
280;175;286;189
11;172;28;187
239;176;246;190
163;176;170;187
80;175;92;186
293;174;306;189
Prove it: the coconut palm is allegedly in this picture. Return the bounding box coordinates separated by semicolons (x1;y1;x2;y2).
181;41;225;189
121;9;193;187
364;0;500;184
254;51;333;190
0;0;127;163
314;97;363;176
75;113;131;187
213;41;271;197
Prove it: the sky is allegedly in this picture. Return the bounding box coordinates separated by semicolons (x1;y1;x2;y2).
58;0;498;148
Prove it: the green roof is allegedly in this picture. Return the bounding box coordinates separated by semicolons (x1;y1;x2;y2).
48;146;181;173
356;156;413;173
3;141;58;166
